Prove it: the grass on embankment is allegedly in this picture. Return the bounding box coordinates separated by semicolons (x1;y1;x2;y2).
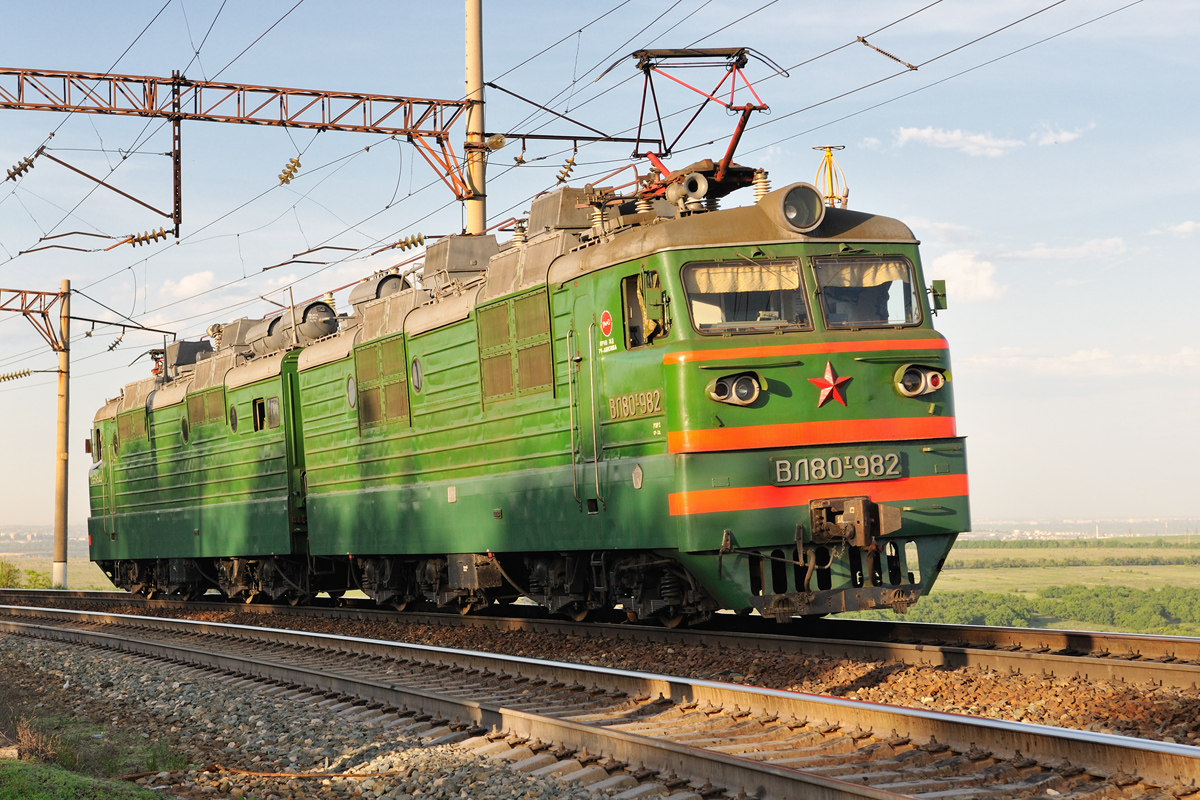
0;762;162;800
0;649;190;797
0;557;112;590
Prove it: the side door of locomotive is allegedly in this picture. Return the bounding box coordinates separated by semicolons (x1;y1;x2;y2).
569;264;670;516
570;289;609;514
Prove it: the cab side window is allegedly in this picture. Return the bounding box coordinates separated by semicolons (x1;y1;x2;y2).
252;398;267;432
621;271;667;349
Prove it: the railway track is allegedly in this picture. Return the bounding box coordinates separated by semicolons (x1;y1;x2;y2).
1;603;1197;799
4;589;1199;690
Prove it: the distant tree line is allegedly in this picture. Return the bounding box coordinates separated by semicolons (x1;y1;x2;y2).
841;585;1200;635
956;537;1200;550
944;555;1200;569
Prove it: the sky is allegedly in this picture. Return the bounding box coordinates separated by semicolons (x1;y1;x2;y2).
0;0;1196;527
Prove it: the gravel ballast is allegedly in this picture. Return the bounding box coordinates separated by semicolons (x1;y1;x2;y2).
173;609;1200;746
0;634;634;800
7;600;1200;751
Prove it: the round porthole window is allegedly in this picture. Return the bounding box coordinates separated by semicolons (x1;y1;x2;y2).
411;357;423;393
181;417;190;443
229;405;238;433
347;375;357;408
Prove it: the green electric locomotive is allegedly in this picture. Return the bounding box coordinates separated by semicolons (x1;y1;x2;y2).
87;160;968;624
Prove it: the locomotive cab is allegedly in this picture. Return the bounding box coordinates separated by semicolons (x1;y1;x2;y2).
549;178;967;622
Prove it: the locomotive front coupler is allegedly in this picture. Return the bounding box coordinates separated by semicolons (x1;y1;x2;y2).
808;496;902;548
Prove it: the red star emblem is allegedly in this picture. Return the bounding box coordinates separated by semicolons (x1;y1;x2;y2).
809;361;852;407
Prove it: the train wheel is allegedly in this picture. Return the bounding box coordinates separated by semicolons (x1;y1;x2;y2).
657;609;685;628
388;599;408;612
559;604;589;622
458;599;489;615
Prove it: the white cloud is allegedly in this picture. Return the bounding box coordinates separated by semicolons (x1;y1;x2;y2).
908;217;979;247
927;250;1005;302
1004;237;1126;261
859;136;881;150
157;271;216;301
966;346;1200;376
1152;220;1200;236
1030;122;1093;146
894;123;1091;157
894;126;1024;158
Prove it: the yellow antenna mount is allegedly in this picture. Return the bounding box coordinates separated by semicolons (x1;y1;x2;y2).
813;145;849;209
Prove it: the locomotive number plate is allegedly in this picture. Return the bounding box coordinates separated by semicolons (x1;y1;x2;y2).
771;453;902;485
608;389;663;420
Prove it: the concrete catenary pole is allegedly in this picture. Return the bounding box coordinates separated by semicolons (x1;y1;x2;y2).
52;278;70;588
464;0;486;234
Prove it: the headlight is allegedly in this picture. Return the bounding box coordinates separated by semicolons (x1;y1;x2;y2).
732;375;760;404
898;367;926;396
782;183;825;232
895;365;948;397
709;373;762;406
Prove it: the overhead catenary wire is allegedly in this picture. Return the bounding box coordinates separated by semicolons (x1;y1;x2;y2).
5;1;663;291
490;0;635;83
502;0;1111;178
506;0;688;134
740;0;1146;158
0;0;305;269
683;0;782;47
492;0;906;158
0;0;176;219
11;0;1070;307
486;0;1144;222
105;0;1070;302
0;1;1145;391
2;2;602;369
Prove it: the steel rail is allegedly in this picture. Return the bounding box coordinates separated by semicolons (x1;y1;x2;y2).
4;590;1199;690
0;607;898;800
1;604;1198;797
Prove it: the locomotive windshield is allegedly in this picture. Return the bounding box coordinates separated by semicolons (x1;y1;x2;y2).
813;257;921;328
682;259;811;333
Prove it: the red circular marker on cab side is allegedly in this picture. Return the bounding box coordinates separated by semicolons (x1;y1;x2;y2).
600;310;613;337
